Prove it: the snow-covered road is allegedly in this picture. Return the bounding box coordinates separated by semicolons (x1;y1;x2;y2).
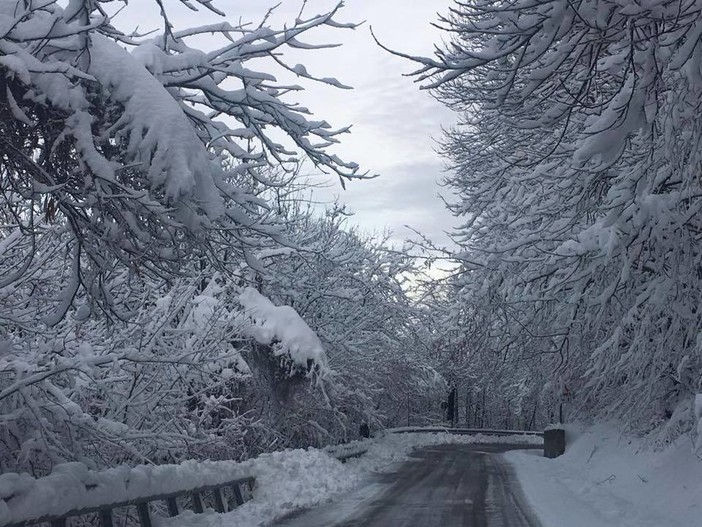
274;443;542;527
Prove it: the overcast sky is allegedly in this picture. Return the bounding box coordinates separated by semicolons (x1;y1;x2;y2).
119;0;458;248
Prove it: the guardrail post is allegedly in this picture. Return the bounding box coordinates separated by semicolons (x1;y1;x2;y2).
232;483;245;506
543;426;565;458
192;491;204;513
136;502;152;527
213;488;226;513
165;497;179;517
99;509;114;527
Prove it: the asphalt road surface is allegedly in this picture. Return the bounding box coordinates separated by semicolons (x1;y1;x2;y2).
275;443;543;527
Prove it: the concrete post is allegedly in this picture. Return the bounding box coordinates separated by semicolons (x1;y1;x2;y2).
544;426;566;458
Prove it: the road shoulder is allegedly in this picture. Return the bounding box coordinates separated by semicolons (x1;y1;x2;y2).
503;424;701;527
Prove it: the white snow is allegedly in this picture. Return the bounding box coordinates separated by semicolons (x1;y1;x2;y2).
88;35;221;208
504;423;702;527
237;288;329;375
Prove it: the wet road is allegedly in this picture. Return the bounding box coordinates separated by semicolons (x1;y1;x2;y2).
275;444;543;527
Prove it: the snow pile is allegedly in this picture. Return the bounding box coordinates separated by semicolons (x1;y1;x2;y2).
324;438;373;460
504;423;702;527
158;448;359;527
237;288;329;374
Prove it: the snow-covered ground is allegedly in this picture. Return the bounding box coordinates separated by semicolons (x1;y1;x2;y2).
505;424;702;527
6;426;700;527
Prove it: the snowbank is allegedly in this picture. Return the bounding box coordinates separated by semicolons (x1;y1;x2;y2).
504;423;702;527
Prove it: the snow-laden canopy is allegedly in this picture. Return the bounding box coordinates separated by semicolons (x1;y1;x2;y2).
0;0;364;320
413;0;702;440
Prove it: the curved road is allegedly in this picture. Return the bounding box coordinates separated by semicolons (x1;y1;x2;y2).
276;443;542;527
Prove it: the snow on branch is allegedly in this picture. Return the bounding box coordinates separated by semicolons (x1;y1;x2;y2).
237;287;329;377
422;0;702;438
0;0;365;319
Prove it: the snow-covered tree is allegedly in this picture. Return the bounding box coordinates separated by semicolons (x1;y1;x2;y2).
0;0;390;472
0;0;363;320
251;193;446;437
412;0;702;437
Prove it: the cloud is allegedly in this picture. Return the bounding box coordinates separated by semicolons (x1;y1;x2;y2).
313;158;458;247
114;0;459;247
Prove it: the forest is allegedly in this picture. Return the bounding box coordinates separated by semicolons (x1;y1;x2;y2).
1;0;702;477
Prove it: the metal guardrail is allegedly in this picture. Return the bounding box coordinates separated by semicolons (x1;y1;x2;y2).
1;448;370;527
386;427;544;437
387;425;566;459
2;476;256;527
